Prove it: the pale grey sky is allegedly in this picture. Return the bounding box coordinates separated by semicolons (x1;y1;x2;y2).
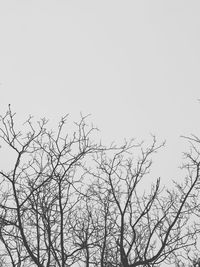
0;1;200;182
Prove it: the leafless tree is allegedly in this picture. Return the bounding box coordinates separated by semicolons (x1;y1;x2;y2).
84;137;199;267
0;107;104;266
0;107;200;267
174;134;200;267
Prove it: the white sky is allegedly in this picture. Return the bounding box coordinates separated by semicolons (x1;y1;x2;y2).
0;1;200;183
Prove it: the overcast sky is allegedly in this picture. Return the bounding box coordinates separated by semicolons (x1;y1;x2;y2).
0;1;200;183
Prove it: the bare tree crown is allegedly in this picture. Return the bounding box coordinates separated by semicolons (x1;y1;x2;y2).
0;107;199;267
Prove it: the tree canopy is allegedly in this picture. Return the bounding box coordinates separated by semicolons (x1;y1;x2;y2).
0;107;200;267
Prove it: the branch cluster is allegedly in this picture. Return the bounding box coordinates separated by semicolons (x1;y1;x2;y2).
0;108;199;267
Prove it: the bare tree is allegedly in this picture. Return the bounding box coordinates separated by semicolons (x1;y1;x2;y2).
82;137;200;266
0;107;199;267
0;107;104;266
174;134;200;267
